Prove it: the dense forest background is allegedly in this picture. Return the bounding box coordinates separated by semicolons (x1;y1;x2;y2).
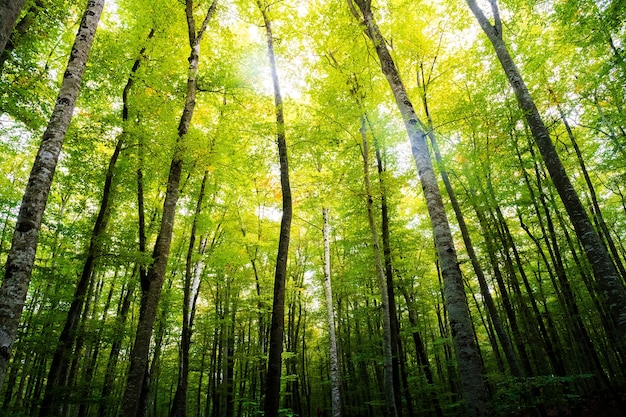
0;0;625;416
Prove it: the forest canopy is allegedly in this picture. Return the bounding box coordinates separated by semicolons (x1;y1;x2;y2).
0;0;625;417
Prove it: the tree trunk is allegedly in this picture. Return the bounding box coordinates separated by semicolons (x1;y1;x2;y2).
348;1;490;415
550;89;626;282
0;0;27;58
120;2;217;415
38;29;154;416
367;117;410;417
0;0;104;391
256;2;293;416
170;169;210;417
359;116;398;417
418;68;523;378
467;0;626;343
322;208;342;417
0;0;44;73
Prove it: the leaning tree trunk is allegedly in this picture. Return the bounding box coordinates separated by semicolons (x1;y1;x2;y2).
466;0;626;343
322;208;342;417
0;0;27;58
120;2;217;416
256;2;293;417
347;1;490;416
0;0;104;391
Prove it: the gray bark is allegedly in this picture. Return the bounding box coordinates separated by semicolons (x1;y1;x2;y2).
0;0;27;57
348;1;490;415
466;0;626;344
359;117;398;417
0;0;104;391
322;208;342;417
120;2;217;415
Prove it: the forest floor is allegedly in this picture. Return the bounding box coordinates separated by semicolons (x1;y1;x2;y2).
511;392;626;417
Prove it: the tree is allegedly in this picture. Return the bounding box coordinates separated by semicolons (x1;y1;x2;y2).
322;208;342;417
466;0;626;348
347;1;490;416
0;0;105;391
255;2;293;416
359;115;398;417
0;0;28;57
120;1;218;415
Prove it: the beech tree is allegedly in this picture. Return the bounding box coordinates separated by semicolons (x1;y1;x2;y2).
255;1;293;415
120;1;218;415
466;0;626;349
347;1;490;415
0;0;27;57
0;0;105;391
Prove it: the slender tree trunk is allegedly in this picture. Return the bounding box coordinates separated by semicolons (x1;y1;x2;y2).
0;0;27;58
120;3;217;415
359;117;398;417
97;275;136;417
418;71;523;378
322;208;342;417
467;0;626;342
256;3;293;416
399;286;444;417
348;2;490;415
550;89;626;282
38;29;154;416
367;117;410;417
0;0;104;391
170;169;210;417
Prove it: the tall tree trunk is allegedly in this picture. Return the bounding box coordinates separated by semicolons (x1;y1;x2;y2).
0;0;27;57
466;0;626;342
550;89;626;282
0;0;104;391
418;67;523;378
348;2;490;415
170;169;210;417
120;2;217;415
256;2;293;416
38;29;154;417
359;117;398;417
322;208;342;417
367;117;411;417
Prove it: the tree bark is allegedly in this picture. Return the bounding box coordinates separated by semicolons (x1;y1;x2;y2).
348;1;490;415
322;208;342;417
0;0;28;58
0;0;104;391
417;65;523;378
170;169;210;417
38;28;153;417
359;117;399;417
256;2;293;417
466;0;626;343
0;0;44;73
120;2;217;415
